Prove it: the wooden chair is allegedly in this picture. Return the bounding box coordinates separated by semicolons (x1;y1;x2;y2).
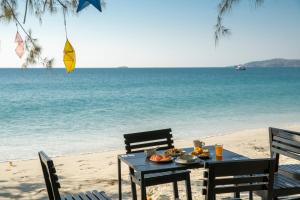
267;127;300;198
202;158;275;200
38;151;111;200
123;128;192;200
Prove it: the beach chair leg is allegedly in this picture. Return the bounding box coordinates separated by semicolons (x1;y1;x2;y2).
185;176;192;200
234;191;240;198
173;181;179;199
249;191;253;200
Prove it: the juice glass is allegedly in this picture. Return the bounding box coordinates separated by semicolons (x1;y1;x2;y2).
215;144;223;157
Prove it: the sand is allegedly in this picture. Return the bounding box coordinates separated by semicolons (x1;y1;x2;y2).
1;125;300;200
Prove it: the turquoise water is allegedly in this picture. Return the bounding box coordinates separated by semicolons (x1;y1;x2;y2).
1;68;300;161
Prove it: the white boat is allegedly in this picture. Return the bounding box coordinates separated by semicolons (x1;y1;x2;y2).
117;66;129;69
235;64;246;70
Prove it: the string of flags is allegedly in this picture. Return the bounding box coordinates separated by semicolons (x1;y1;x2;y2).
63;0;102;73
5;0;102;72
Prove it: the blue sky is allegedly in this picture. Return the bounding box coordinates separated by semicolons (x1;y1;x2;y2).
0;0;299;67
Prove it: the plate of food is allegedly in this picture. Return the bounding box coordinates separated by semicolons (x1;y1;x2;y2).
164;148;184;157
175;155;199;165
196;149;210;159
149;154;173;163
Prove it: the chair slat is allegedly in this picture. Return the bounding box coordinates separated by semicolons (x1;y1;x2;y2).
98;192;110;200
124;128;172;144
72;194;83;200
271;147;300;161
64;194;74;200
215;175;268;185
206;159;272;177
128;140;173;150
85;191;99;200
92;191;109;200
78;192;90;200
214;184;267;194
272;141;300;154
273;129;300;141
279;164;300;180
273;136;300;148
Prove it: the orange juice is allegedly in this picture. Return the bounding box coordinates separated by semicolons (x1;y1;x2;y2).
216;156;223;161
215;144;223;157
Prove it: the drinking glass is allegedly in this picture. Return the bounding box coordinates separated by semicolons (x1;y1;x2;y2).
215;144;223;157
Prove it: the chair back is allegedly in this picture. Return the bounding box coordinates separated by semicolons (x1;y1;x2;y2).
38;151;61;200
123;128;174;153
269;127;300;170
202;158;275;200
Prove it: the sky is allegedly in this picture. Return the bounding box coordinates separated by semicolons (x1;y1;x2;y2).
0;0;299;68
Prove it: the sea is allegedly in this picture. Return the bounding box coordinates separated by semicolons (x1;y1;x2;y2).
0;67;300;161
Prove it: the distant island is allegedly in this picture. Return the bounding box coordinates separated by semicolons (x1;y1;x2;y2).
242;58;300;68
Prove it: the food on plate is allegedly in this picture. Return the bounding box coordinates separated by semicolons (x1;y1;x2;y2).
201;149;210;157
164;148;184;156
180;154;196;161
175;154;198;164
198;148;210;159
191;147;203;156
149;154;172;162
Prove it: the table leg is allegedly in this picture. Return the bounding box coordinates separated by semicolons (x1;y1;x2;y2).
173;182;179;199
118;157;122;200
140;173;146;200
185;175;192;200
130;168;137;200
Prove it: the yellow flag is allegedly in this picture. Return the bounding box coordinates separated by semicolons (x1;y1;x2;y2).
63;40;76;73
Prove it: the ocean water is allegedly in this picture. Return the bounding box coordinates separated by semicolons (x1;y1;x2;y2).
0;67;300;161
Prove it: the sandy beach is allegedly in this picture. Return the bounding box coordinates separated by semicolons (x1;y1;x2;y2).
1;125;299;200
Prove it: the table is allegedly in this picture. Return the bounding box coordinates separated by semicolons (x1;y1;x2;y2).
117;146;248;200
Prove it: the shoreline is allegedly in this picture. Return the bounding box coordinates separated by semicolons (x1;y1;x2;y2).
1;125;300;200
2;122;299;163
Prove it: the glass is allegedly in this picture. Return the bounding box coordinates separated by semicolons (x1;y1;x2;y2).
216;156;223;161
215;144;223;157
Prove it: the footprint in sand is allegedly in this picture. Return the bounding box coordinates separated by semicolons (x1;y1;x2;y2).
253;146;265;152
108;162;114;166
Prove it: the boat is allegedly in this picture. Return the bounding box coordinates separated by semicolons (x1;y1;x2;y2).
117;66;129;69
235;64;246;70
